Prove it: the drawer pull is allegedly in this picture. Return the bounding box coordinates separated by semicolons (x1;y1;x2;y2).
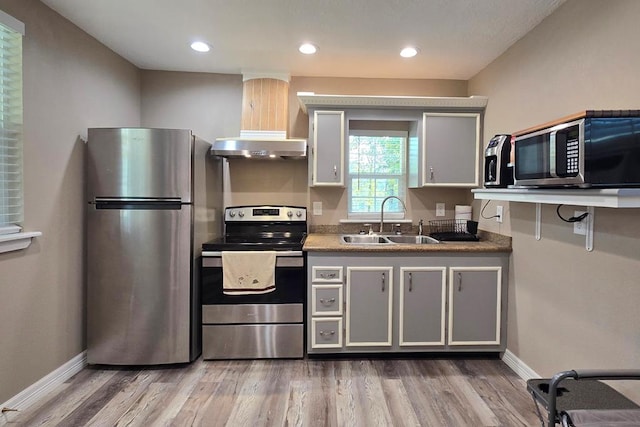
320;272;337;279
319;298;336;305
319;330;336;337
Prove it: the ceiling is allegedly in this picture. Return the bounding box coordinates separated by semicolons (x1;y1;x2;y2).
40;0;566;80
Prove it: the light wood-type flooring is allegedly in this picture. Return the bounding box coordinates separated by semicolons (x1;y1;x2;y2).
5;356;541;426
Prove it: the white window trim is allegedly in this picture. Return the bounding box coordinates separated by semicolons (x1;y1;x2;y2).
347;129;408;220
0;231;41;254
0;9;25;35
0;11;40;255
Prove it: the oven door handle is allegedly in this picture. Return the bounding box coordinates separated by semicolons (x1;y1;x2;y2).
202;251;303;257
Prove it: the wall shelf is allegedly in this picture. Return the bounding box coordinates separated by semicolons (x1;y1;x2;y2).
472;188;640;208
472;188;640;252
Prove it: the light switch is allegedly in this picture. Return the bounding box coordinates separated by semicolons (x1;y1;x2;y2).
436;203;445;217
313;201;322;216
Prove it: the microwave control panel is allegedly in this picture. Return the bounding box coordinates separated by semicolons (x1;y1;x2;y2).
555;125;580;177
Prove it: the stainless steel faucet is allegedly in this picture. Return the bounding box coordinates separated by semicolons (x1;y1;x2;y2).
379;196;407;233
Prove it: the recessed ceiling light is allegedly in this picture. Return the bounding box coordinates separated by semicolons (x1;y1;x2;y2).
299;43;317;55
190;41;211;53
400;47;419;58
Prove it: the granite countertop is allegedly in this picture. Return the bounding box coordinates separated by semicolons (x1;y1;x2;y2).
303;231;511;253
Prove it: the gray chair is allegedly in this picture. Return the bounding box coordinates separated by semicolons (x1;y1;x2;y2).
527;369;640;426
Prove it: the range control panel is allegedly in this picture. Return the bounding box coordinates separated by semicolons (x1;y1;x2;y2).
225;205;307;222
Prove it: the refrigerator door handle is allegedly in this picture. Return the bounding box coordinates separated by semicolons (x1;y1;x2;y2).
92;199;183;210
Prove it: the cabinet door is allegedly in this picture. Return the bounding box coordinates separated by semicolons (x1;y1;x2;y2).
346;266;393;347
311;110;345;186
399;267;447;346
422;113;480;187
448;267;501;345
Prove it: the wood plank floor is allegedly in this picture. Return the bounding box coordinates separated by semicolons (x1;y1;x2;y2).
4;356;540;426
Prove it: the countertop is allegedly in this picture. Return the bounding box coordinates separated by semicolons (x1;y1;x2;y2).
303;231;512;253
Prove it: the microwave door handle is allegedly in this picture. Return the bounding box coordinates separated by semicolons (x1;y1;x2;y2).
549;130;558;177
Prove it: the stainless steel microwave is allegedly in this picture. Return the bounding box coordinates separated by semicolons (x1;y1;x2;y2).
514;116;640;188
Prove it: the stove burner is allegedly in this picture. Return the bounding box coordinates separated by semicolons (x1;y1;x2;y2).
202;205;307;252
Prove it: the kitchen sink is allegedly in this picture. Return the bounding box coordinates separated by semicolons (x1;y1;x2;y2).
386;235;440;244
340;234;441;245
341;235;391;244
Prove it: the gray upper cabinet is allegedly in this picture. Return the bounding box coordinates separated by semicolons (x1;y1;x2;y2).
399;267;447;347
422;113;481;187
345;266;393;347
310;110;345;186
448;266;502;345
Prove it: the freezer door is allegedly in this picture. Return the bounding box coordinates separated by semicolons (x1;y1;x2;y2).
87;128;193;201
87;202;194;365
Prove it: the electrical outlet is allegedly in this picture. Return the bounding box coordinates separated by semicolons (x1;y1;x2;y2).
496;205;504;223
573;210;587;235
436;203;445;217
313;201;322;216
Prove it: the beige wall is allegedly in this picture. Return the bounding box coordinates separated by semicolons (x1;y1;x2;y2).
0;0;140;404
140;74;473;217
289;77;473;226
469;0;640;399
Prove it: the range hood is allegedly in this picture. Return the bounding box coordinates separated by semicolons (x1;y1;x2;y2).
213;76;307;159
212;132;307;159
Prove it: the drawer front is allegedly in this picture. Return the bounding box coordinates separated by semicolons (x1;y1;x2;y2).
312;266;343;283
311;317;343;348
202;303;303;324
203;324;303;359
311;284;343;315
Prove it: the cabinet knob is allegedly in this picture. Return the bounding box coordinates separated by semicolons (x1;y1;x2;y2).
430;167;435;181
408;272;413;292
333;164;337;177
381;272;386;292
458;271;462;291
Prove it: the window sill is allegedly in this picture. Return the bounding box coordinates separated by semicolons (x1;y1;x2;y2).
339;219;413;224
0;231;42;254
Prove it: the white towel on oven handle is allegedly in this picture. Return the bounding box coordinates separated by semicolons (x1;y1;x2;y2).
222;251;276;295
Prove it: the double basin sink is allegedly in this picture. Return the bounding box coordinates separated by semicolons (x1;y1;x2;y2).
341;234;440;245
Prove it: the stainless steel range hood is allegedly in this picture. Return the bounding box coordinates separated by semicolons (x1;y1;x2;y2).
213;76;307;159
212;135;307;159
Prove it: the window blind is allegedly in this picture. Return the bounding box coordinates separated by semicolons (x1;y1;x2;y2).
0;11;24;232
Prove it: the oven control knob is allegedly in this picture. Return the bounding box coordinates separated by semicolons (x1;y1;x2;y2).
229;210;236;217
296;210;303;217
287;210;293;218
238;211;244;218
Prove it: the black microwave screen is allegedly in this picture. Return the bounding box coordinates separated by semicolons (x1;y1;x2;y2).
516;137;552;179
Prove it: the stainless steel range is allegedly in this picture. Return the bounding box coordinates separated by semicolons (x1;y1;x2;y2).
201;205;307;359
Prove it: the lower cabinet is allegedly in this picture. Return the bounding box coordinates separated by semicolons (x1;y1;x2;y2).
345;266;394;347
307;252;507;354
399;267;447;346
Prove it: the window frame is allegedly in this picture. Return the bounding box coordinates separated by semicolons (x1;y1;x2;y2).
0;10;24;236
347;129;408;221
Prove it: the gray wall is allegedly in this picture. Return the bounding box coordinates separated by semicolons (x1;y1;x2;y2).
469;0;640;400
0;0;140;404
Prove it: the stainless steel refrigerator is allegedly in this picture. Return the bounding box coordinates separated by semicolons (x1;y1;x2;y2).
86;128;223;365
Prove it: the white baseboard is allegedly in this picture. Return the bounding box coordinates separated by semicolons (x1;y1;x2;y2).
502;349;540;381
1;351;87;414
